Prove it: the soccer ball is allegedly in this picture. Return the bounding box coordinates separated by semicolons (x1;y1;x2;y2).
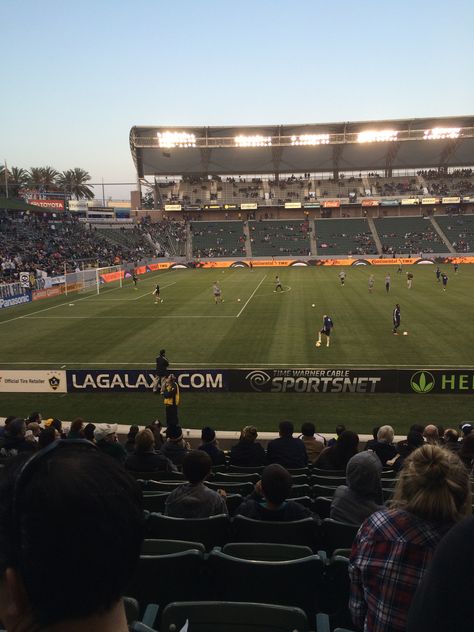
403;331;408;336
69;304;74;307
311;304;315;308
315;341;321;347
237;298;241;302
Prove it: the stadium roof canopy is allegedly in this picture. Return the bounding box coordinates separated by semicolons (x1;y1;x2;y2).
130;115;474;179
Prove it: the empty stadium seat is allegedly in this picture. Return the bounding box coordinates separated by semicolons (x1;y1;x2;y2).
146;513;230;550
206;481;254;496
312;484;338;498
212;472;260;484
228;465;265;474
288;484;312;498
208;549;325;620
141;539;206;555
232;515;321;550
221;542;314;561
141;492;169;514
311;475;346;487
160;601;311;632
314;497;332;519
321;519;359;556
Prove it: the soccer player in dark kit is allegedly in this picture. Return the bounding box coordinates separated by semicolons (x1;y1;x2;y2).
392;303;401;335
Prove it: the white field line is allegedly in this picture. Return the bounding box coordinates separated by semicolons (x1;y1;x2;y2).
236;275;267;318
0;284;125;327
3;362;472;369
26;315;237;320
90;281;177;301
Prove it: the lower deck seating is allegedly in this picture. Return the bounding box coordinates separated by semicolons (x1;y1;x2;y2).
314;219;376;255
249;220;311;256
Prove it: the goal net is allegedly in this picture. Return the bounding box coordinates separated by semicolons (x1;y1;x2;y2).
77;265;124;294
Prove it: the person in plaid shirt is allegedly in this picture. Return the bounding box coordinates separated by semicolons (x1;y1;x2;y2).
349;444;470;632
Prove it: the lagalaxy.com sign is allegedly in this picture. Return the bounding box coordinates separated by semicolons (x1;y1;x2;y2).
67;370;225;392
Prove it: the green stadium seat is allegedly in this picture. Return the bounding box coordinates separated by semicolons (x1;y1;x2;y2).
126;551;204;619
232;515;321;550
312;484;338;498
212;472;260;484
312;468;345;477
288;484;312;498
221;542;314;561
311;475;346;487
228;465;265;474
144;481;181;492
225;494;244;516
314;496;332;519
316;612;357;632
141;492;169;514
290;496;312;509
141;539;206;555
206;481;254;496
324;555;352;629
146;513;230;550
321;519;359;556
160;601;311;632
208;549;325;620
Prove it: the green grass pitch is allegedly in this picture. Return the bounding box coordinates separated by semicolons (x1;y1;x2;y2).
1;265;473;434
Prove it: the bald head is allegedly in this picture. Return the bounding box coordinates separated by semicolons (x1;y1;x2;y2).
423;424;439;444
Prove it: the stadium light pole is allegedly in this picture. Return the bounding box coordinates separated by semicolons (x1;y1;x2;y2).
4;160;9;198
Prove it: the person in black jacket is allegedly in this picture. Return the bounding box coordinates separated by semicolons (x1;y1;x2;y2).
266;421;308;469
237;464;313;521
125;429;176;473
229;426;266;467
198;427;226;466
153;348;169;393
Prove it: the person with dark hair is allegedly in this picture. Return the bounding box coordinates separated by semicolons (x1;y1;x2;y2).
459;422;473;438
237;464;313;521
198;426;226;466
266;421;308;469
327;424;346;447
229;426;266;467
165;450;227;518
160;425;190;467
0;440;144;631
125;428;176;473
124;424;140;454
299;422;325;464
349;445;470;632
458;433;474;470
145;420;164;448
26;411;42;425
314;430;359;470
0;419;36;457
67;417;84;440
330;451;384;525
38;426;59;449
410;423;425;435
153;348;169;393
94;424;127;464
83;422;96;443
388;430;425;471
0;416;16;438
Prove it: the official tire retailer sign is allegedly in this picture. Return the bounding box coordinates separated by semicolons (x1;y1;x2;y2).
0;371;66;393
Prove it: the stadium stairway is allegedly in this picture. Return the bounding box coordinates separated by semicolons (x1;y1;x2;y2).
367;218;382;254
429;217;456;253
243;222;252;257
310;220;317;255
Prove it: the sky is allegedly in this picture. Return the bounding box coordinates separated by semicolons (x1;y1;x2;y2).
2;0;473;199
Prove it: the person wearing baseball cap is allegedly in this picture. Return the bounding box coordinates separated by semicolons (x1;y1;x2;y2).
94;424;126;464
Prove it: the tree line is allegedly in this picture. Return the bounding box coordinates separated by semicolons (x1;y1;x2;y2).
0;166;94;200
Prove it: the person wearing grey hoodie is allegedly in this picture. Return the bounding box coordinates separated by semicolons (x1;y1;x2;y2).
330;451;384;525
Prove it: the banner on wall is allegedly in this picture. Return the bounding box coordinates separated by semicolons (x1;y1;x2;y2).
284;202;302;209
322;200;340;208
0;370;67;393
164;204;182;211
442;197;461;204
241;203;258;210
401;198;419;205
361;199;380;207
422;197;439;205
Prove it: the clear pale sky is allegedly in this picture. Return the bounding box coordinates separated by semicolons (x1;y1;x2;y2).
2;0;473;198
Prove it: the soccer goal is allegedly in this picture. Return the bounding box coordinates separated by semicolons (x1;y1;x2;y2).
77;265;124;294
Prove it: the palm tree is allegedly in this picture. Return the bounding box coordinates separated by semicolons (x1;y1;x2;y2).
0;164;6;197
27;167;44;192
9;167;29;197
56;170;74;197
40;166;59;191
68;167;94;200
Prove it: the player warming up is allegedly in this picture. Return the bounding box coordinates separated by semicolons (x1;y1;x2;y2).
339;270;346;286
406;272;413;289
274;275;283;292
392;303;401;335
213;281;223;303
368;274;374;293
441;272;448;291
316;314;333;348
132;272;138;289
153;284;163;303
436;266;441;282
385;273;391;293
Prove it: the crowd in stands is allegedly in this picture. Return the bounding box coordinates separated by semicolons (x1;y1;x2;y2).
1;413;474;631
140;216;186;256
0;210;154;284
191;221;246;258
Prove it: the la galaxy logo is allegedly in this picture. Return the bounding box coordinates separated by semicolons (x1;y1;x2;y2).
48;375;61;391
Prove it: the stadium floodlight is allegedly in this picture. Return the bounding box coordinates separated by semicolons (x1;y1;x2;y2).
234;135;272;147
290;134;330;146
423;127;461;140
357;130;398;143
157;131;196;148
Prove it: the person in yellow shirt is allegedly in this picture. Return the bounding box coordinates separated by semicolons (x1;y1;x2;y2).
163;374;180;426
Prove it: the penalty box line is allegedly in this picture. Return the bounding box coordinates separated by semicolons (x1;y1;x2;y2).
236;275;267;318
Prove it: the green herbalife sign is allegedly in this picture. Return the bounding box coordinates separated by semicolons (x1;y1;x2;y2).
410;371;435;394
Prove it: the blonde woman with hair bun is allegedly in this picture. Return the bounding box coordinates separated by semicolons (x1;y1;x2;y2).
349;445;470;632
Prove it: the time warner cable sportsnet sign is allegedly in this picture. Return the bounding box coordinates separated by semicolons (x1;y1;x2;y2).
2;369;474;394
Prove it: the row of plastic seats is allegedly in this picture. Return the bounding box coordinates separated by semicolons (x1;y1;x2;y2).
126;541;352;628
144;513;359;554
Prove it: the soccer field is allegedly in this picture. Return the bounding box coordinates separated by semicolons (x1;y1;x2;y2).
1;265;473;432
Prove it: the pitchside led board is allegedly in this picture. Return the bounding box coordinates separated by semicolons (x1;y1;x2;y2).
1;369;474;394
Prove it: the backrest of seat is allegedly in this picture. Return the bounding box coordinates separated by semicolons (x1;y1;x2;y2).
290;496;312;509
314;496;332;519
312;468;345;477
161;601;310;632
141;492;169;513
212;472;260;484
147;513;230;550
311;475;346;486
288;484;311;498
322;519;359;556
228;465;265;474
206;481;254;496
141;539;206;555
325;556;352;629
222;542;314;561
225;494;244;516
232;515;320;550
312;484;338;497
208;550;325;619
